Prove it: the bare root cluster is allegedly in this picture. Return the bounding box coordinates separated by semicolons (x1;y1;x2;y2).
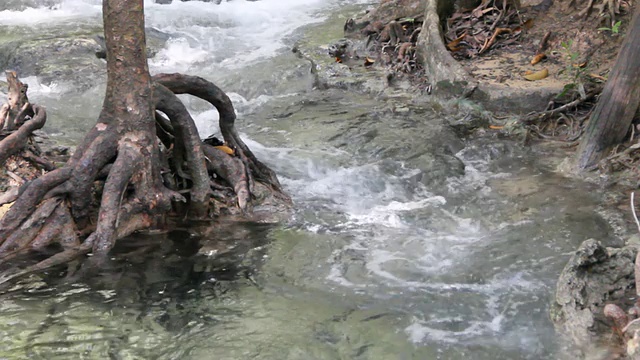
355;16;423;74
445;0;526;59
0;72;288;285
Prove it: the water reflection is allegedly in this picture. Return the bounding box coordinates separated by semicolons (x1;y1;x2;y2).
0;221;275;359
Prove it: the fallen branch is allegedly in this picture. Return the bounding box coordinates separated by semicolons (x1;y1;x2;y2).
633;192;640;233
0;104;47;165
479;27;512;54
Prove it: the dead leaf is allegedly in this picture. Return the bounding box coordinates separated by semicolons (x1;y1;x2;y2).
447;33;466;51
215;145;235;155
364;57;375;67
588;73;607;82
0;202;14;219
530;53;547;65
523;68;549;81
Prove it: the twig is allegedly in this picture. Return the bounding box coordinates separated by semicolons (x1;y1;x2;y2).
489;0;507;31
622;317;640;333
526;96;587;123
632;192;640;233
479;28;512;54
632;191;640;319
536;31;552;54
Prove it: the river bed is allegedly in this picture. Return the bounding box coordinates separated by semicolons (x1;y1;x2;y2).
0;0;624;359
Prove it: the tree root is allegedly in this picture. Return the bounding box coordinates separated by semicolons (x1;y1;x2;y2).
0;70;288;286
153;73;288;197
348;14;424;76
202;144;250;212
577;0;620;26
153;83;210;216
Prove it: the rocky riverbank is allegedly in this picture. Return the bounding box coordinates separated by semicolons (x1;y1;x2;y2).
292;0;640;357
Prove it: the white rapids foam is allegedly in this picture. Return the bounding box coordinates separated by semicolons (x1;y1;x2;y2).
0;0;101;25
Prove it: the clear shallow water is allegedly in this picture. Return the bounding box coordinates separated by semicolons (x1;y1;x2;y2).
0;0;621;359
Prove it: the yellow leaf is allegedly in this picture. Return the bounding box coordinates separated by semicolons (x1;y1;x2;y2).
523;68;549;81
0;202;14;219
530;53;547;65
215;145;235;155
447;32;466;51
588;73;607;82
364;57;375;66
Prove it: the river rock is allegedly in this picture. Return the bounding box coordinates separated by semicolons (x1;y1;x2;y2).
551;239;636;349
344;0;427;35
0;28;168;91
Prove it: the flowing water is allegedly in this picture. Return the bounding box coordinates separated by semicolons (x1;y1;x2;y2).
0;0;626;359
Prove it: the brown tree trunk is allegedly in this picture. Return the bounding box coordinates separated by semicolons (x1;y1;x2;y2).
575;4;640;170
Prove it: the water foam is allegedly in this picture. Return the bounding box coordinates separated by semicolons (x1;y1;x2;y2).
145;0;334;72
0;0;100;25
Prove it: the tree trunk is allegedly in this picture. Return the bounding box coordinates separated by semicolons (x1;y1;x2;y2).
575;4;640;170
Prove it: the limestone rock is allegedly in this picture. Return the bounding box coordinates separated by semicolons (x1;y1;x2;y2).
552;239;636;348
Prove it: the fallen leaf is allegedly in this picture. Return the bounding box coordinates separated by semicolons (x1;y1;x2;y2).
364;57;375;66
523;68;549;81
588;73;607;82
447;33;466;51
530;53;547;65
0;202;14;219
215;145;235;155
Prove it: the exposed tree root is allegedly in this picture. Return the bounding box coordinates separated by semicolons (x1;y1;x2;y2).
152;73;286;195
343;11;425;79
0;67;288;286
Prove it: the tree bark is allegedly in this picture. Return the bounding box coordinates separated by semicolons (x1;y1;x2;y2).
416;0;476;94
575;4;640;170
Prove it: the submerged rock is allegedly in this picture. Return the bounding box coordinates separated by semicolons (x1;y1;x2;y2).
0;28;168;90
551;239;636;350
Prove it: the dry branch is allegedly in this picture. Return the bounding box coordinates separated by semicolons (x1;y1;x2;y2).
0;104;46;165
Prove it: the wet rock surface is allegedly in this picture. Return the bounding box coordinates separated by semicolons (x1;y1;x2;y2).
552;239;636;351
0;28;168;90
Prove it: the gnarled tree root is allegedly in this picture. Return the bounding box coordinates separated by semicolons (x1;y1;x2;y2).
0;72;288;287
153;73;287;196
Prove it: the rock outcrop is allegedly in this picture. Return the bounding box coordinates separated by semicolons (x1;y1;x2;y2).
552;239;636;350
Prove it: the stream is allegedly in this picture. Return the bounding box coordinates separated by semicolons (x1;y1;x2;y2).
0;0;624;359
